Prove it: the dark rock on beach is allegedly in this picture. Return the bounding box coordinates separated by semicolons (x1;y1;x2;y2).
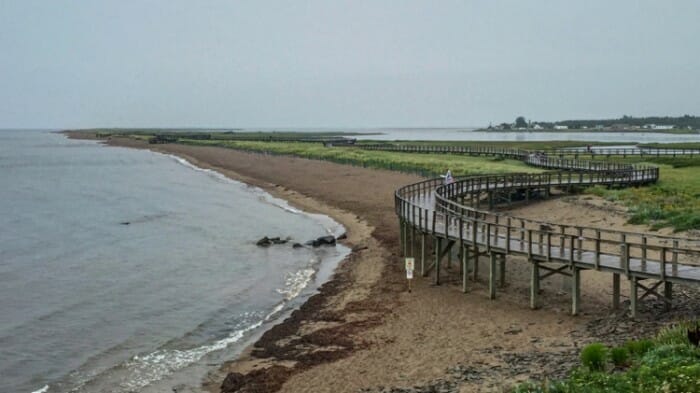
256;236;273;247
256;236;291;247
317;235;336;245
305;235;338;247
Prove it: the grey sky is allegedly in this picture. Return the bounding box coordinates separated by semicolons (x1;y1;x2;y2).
1;1;699;129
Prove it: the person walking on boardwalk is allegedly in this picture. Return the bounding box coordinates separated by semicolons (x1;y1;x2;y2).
442;169;454;185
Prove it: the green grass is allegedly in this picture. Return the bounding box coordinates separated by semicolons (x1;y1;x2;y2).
514;321;700;393
355;140;621;150
178;139;539;177
581;343;608;372
585;157;700;231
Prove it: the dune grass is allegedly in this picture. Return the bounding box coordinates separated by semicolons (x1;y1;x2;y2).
178;139;540;177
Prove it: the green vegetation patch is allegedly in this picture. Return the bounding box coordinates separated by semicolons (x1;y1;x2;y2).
178;139;539;177
586;160;700;231
515;321;700;393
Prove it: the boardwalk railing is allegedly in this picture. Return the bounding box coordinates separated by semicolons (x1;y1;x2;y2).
354;143;700;158
394;156;700;317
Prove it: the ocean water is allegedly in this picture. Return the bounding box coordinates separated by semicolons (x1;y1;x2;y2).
0;130;349;393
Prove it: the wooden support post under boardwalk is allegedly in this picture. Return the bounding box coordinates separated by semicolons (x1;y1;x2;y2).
572;267;581;316
434;237;442;285
530;259;540;309
458;218;464;275
664;281;673;311
398;219;404;256
499;254;506;287
404;220;410;256
444;215;451;269
472;248;479;281
403;219;410;256
447;244;452;269
630;276;638;319
489;253;497;299
420;233;427;277
462;245;469;293
612;273;621;310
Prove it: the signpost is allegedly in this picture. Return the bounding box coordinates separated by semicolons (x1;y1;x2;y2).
405;257;415;292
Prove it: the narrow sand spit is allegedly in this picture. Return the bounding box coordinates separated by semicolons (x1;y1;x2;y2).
66;133;700;392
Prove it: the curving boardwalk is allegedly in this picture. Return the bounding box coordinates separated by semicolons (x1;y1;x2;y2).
394;149;700;317
358;143;700;159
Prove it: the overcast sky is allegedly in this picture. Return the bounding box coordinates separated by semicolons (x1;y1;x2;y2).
1;1;699;129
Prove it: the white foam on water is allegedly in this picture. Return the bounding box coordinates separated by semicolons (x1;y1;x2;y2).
31;385;49;393
117;255;324;391
277;266;317;301
120;320;263;392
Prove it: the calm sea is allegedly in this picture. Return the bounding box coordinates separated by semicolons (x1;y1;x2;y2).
0;130;348;393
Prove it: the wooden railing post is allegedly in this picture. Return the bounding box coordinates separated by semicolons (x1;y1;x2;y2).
594;230;601;269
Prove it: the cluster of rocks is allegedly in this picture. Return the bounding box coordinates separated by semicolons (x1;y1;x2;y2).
256;234;346;249
255;236;291;247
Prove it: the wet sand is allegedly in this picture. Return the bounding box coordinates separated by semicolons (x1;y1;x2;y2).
66;132;699;393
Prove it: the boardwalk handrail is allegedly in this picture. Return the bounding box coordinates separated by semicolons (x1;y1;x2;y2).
353;143;700;158
394;152;700;317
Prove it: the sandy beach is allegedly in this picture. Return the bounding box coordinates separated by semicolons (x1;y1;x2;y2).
66;133;700;393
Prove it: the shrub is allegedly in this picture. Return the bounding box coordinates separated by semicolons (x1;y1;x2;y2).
610;347;630;367
624;339;654;357
655;322;696;346
580;343;608;372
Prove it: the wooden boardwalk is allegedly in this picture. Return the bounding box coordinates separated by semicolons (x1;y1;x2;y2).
395;154;700;317
358;143;700;158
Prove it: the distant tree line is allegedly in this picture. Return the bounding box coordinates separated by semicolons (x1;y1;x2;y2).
542;115;699;129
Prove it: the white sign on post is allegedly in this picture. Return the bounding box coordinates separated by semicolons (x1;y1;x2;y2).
405;257;415;272
405;257;415;292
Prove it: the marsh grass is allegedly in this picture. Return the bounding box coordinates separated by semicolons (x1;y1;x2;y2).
586;158;700;231
179;139;540;177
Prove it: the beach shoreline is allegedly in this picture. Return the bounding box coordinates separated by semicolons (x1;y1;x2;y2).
64;131;699;393
65;131;411;392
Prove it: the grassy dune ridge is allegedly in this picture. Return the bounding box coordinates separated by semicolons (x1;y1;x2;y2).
177;139;540;177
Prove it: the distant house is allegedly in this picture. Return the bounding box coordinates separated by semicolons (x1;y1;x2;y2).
532;124;544;130
652;125;674;130
553;125;568;130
